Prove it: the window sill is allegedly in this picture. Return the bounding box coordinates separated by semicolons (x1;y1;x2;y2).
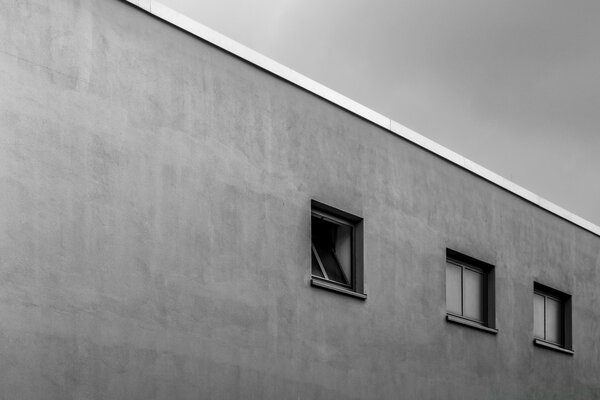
446;314;498;335
310;278;366;300
533;339;574;355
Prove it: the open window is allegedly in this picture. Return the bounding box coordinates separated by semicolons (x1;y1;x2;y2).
310;200;365;299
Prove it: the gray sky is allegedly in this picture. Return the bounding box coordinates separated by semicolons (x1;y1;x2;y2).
162;0;600;227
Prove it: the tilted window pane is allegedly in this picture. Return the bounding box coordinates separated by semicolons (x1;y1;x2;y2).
313;241;348;285
446;263;462;315
311;249;325;278
312;217;349;284
545;297;563;344
533;293;545;339
335;223;352;282
463;268;483;321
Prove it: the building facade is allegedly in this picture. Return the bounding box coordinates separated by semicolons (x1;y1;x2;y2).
1;0;599;398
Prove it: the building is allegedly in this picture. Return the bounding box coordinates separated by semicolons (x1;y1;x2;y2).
1;0;599;398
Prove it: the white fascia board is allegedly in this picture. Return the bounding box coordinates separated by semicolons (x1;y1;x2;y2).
126;0;151;12
122;0;600;238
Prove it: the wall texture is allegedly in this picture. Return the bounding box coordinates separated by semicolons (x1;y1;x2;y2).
1;0;599;399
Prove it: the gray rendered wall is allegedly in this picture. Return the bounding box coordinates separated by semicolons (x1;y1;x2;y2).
1;0;599;399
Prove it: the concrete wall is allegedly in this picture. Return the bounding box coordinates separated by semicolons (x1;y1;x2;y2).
1;0;599;398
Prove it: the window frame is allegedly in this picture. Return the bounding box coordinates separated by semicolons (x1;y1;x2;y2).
533;282;573;355
310;200;365;300
445;249;497;334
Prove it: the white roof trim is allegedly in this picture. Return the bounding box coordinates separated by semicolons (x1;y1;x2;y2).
123;0;600;237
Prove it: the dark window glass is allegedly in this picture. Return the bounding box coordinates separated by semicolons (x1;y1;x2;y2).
311;251;325;278
311;216;351;286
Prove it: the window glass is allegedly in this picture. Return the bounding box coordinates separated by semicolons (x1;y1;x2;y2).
313;241;347;284
545;297;562;344
446;263;462;315
335;223;352;281
311;250;324;278
463;268;483;321
311;216;349;285
533;293;545;339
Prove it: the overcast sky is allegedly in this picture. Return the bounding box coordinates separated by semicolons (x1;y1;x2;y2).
162;0;600;227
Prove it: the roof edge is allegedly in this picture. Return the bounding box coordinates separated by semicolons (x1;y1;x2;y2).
122;0;600;238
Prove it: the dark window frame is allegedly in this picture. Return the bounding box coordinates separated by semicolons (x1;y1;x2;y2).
533;282;573;354
310;200;365;300
445;249;497;334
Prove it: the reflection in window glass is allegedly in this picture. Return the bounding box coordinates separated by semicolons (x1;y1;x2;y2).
533;293;545;339
463;268;483;321
533;286;567;348
446;263;462;315
545;297;562;344
445;254;490;327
